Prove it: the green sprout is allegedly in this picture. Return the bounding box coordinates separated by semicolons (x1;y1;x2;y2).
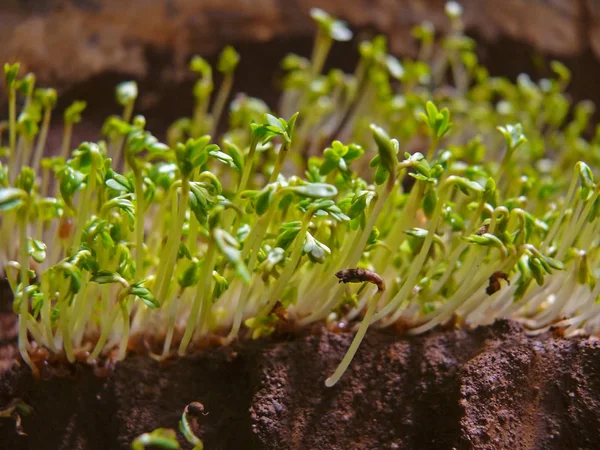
0;399;33;437
1;6;600;388
179;402;205;450
61;100;87;159
326;268;386;387
131;428;179;450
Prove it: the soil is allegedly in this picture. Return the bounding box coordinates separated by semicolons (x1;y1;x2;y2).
0;317;599;450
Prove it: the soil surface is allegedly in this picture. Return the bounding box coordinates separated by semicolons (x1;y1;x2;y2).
1;318;600;449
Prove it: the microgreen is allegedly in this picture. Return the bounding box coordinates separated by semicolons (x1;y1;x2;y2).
131;428;179;450
0;398;33;437
179;402;205;450
2;4;600;388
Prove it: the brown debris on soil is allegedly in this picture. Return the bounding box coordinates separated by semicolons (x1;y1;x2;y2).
1;319;599;449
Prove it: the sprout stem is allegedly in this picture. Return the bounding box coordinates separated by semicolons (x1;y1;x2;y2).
17;208;36;375
325;292;379;387
260;215;311;317
32;106;52;172
71;156;98;254
7;89;17;183
59;299;74;363
89;307;119;361
60;123;73;161
118;301;130;360
155;178;190;305
179;243;217;355
211;74;234;136
133;172;145;277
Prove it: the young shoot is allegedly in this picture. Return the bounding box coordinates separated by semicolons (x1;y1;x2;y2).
325;268;386;387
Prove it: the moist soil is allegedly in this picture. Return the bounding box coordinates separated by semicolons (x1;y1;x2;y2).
1;314;600;449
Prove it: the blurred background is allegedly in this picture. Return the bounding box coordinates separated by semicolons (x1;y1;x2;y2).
1;0;600;136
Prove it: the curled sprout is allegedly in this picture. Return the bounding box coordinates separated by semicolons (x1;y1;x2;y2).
0;399;33;437
179;402;205;450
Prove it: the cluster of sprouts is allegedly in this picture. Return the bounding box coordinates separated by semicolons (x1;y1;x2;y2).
1;4;600;386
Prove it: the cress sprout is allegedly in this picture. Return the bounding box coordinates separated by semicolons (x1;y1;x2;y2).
2;3;600;387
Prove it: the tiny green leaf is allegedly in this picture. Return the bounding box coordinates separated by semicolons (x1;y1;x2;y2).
0;188;26;211
116;81;138;107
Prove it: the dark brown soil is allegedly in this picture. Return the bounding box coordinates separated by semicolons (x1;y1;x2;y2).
1;319;600;450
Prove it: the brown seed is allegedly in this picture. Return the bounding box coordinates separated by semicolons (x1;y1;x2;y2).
58;217;74;240
476;223;489;236
186;402;205;416
486;271;510;296
335;268;386;292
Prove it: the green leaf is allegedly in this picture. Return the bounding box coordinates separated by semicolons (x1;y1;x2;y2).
179;259;201;288
421;101;452;139
497;123;527;152
4;63;20;88
445;1;463;18
260;247;286;274
347;191;370;219
36;88;57;109
211;271;229;300
106;174;134;193
255;185;275;216
422;186;437;218
405;228;428;239
311;8;353;42
288;182;337;198
130;286;159;309
64;101;87;124
208;149;235;168
529;258;545;286
303;232;330;263
276;222;302;249
17;112;39;141
27;238;47;263
17;73;36;97
116;81;138;106
386;55;404;80
217;46;240;74
462;233;506;252
425;101;438;126
550;60;570;86
102;115;132;139
0;188;26;211
190;55;211;77
452;177;484;195
370;124;398;178
223;140;243;172
375;166;389;185
90;270;122;285
213;229;251;283
266;114;286;133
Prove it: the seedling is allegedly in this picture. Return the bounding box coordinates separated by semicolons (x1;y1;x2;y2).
0;399;33;436
326;268;386;387
179;402;205;450
131;428;179;450
1;3;600;388
129;402;205;449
